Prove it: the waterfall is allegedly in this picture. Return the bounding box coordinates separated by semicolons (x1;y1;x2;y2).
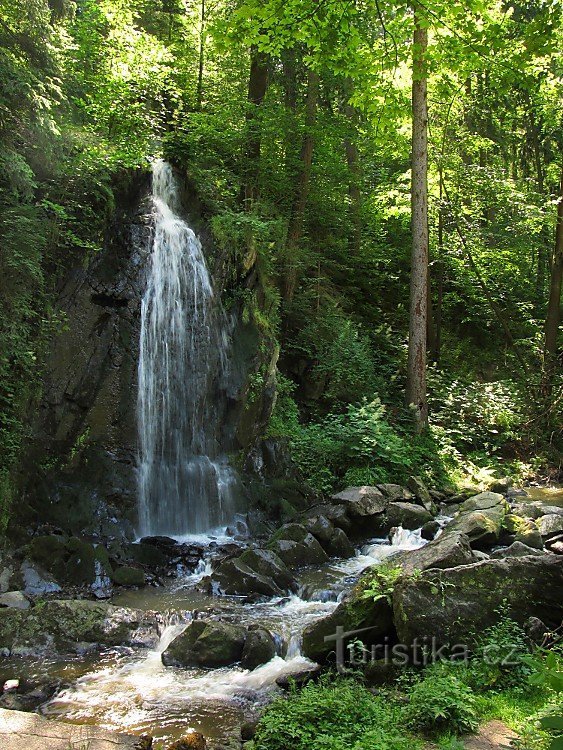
137;160;235;536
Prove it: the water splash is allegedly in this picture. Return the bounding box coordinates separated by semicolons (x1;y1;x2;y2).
137;160;234;536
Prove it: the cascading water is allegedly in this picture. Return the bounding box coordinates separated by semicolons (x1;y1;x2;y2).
137;160;235;536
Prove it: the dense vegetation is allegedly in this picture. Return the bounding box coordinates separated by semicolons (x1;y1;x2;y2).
251;619;563;750
1;0;562;526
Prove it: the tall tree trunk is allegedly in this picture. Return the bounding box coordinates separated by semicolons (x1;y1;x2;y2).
342;80;361;255
196;0;205;110
241;47;269;208
283;67;318;303
542;164;563;398
406;4;429;432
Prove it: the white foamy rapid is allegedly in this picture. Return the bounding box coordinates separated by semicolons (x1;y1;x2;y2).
137;160;236;536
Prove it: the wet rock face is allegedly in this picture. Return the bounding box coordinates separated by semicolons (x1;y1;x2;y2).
17;167;281;541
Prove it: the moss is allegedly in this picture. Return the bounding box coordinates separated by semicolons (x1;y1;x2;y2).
111;566;145;586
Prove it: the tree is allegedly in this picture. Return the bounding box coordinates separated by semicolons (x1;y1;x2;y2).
542;163;563;398
406;2;429;432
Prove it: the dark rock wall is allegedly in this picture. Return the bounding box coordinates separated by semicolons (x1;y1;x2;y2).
20;168;278;539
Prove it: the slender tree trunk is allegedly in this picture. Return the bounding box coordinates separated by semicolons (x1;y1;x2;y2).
342;80;361;255
241;47;269;208
283;67;318;303
406;4;429;432
434;170;445;366
542;164;563;398
196;0;205;110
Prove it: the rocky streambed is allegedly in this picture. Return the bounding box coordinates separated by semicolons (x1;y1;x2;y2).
0;480;562;748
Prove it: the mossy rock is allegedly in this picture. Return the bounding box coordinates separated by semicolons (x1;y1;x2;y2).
0;599;158;654
241;626;277;669
393;554;563;647
162;620;246;668
111;566;145;586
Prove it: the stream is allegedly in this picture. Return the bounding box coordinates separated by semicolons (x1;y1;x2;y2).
16;527;425;744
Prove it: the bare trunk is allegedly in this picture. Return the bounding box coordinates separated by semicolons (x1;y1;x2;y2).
241;47;269;207
283;67;318;303
406;4;429;432
542;164;563;397
196;0;205;110
342;80;361;255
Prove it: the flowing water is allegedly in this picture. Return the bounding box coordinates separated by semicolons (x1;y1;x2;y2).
37;528;426;743
137;160;236;537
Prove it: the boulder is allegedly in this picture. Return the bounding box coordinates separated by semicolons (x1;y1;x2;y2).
504;514;544;550
459;491;505;513
421;520;441;540
537;514;563;540
305;515;334;543
276;664;322;689
241;626;277;669
268;525;328;568
378;484;414;502
393;554;563;647
510;502;563;520
331;487;388;517
488;477;513;494
20;561;61;596
0;600;159;655
0;592;30;610
238;548;296;592
323;527;355;558
386;502;433;530
126;542;169;569
444;494;507;547
302;591;393;663
168;733;206;750
111;566;145;587
161;620;246;668
392;531;475;574
406;476;437;514
545;533;563;554
301;531;475;663
490;542;544;558
212;557;282;597
304;503;353;532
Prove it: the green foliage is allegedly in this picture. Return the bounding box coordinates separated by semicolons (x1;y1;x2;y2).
467;617;535;692
253;677;420;750
286;398;416;493
360;564;405;604
404;671;479;735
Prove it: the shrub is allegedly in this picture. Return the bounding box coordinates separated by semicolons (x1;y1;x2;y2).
253;677;419;750
404;672;479;735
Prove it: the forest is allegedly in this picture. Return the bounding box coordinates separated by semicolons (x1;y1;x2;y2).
0;0;562;749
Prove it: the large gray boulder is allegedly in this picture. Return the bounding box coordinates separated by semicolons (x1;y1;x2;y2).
386;502;433;530
537;514;563;540
211;557;282;597
378;484;414;502
267;524;328;567
162;620;246;668
304;503;353;532
0;600;159;656
392;531;475;574
393;554;563;647
459;491;505;513
444;492;508;547
331;486;388;517
238;548;296;591
302;531;474;662
305;516;355;558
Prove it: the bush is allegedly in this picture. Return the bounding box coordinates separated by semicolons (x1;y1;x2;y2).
253;677;419;750
404;672;479;735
